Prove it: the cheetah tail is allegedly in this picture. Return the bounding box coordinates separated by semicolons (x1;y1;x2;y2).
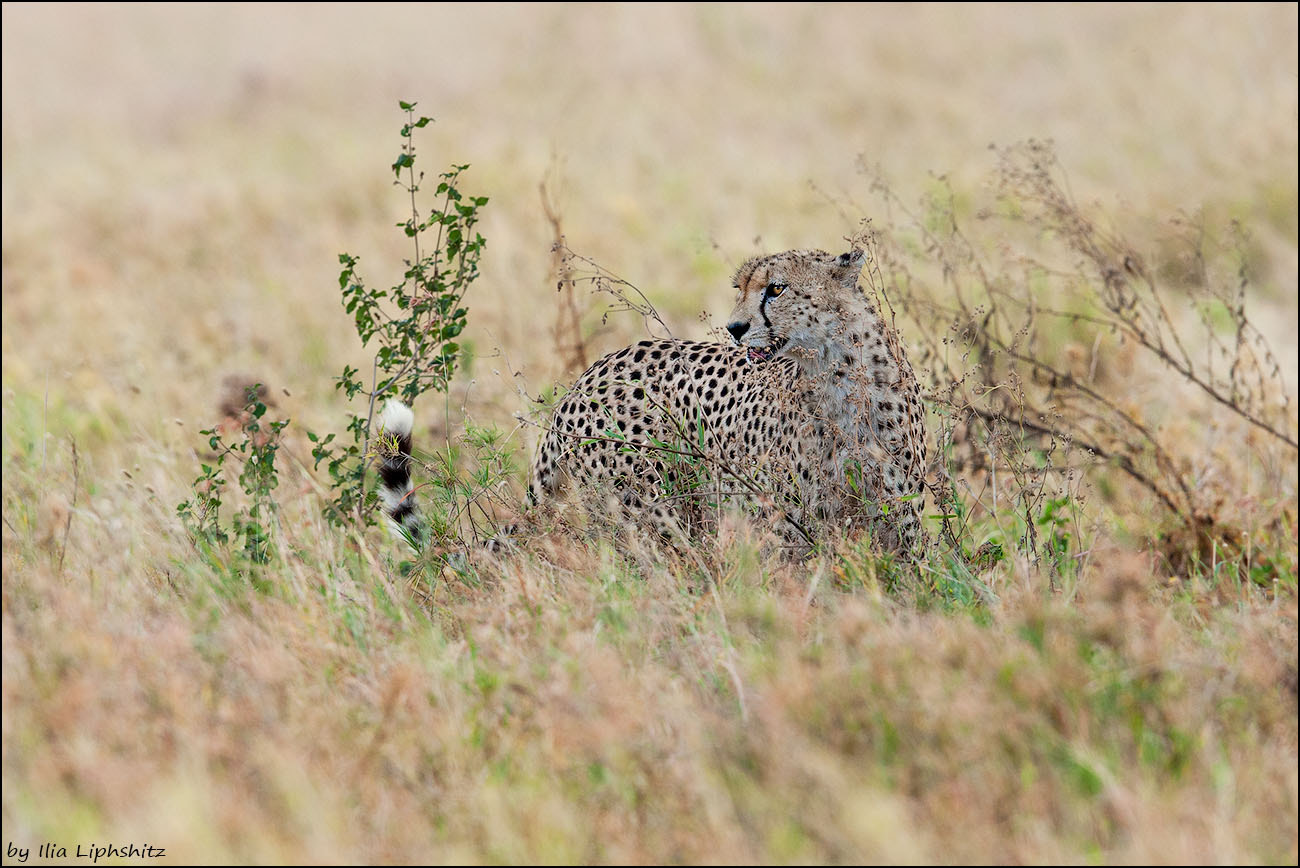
376;400;423;548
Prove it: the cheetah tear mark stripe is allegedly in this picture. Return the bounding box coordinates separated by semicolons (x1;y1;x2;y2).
750;288;787;361
759;287;775;334
377;400;422;548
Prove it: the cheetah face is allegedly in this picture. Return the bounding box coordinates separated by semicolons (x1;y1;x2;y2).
725;248;866;362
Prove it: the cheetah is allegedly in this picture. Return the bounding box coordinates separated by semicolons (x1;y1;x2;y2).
376;399;422;546
524;247;928;554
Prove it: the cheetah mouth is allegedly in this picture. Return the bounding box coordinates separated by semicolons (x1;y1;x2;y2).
746;338;787;363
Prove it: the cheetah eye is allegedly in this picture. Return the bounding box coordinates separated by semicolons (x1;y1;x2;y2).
765;282;788;298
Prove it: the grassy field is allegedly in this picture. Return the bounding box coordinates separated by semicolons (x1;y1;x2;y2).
3;4;1297;864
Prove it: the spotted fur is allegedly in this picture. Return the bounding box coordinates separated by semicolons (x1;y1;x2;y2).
528;247;928;554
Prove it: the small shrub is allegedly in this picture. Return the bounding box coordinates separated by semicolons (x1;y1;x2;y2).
862;140;1298;583
179;101;496;577
314;100;489;532
177;383;287;574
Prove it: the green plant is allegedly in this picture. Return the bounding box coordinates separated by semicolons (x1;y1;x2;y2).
395;420;520;573
311;100;489;531
178;101;493;571
177;384;287;570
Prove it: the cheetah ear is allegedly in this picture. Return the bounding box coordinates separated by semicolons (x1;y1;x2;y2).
833;249;866;287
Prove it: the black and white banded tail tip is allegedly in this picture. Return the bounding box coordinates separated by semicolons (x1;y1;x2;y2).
377;400;422;548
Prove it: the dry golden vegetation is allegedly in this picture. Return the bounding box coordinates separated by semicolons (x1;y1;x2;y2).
3;4;1297;864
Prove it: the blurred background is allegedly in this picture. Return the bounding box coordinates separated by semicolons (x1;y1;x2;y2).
3;3;1296;445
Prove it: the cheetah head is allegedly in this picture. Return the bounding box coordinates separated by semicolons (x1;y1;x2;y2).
725;248;866;363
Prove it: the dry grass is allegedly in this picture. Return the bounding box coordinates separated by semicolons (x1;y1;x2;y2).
3;4;1297;864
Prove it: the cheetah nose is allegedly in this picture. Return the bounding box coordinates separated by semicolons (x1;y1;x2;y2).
726;321;750;343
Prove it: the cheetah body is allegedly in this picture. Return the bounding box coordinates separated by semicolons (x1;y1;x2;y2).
528;247;928;553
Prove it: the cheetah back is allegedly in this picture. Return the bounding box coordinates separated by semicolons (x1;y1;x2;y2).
529;339;806;515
